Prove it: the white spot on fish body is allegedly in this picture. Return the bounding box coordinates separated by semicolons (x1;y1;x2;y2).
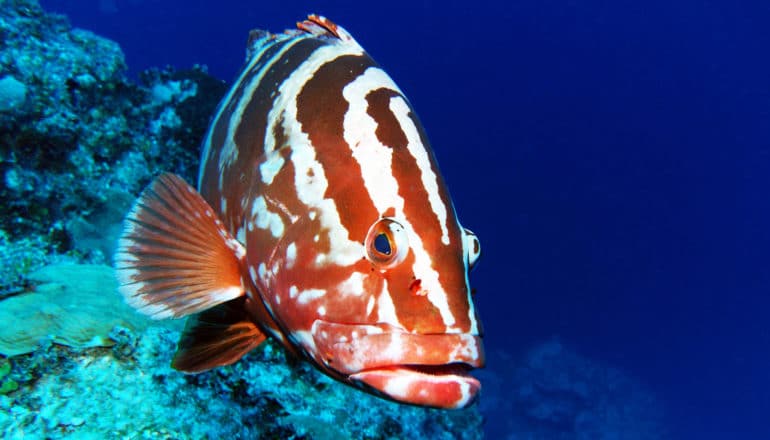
286;242;297;269
383;376;411;400
449;334;480;363
337;272;364;296
366;296;375;316
260;151;285;184
297;288;326;304
380;333;404;364
251;196;285;237
258;263;268;281
376;281;400;327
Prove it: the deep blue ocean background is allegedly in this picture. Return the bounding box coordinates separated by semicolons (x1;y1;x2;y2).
38;0;770;438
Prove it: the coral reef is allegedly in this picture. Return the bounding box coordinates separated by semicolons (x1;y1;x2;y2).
1;325;481;438
0;0;226;282
0;230;47;299
0;76;26;112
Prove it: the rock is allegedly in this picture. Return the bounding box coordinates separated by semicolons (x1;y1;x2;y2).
0;76;27;111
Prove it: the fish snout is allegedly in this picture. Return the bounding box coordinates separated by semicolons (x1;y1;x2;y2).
311;320;484;408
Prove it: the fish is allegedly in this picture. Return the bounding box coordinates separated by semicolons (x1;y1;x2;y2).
115;15;484;409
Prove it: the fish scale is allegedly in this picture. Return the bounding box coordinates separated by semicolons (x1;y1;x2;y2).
116;15;484;409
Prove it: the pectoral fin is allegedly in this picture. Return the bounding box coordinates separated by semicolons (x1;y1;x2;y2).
115;173;246;319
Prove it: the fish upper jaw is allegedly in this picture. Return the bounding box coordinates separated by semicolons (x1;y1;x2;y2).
310;320;485;374
310;320;484;409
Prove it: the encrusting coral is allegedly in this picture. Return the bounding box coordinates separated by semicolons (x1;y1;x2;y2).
0;264;151;357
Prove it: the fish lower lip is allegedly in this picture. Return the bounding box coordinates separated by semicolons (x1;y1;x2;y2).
349;365;481;409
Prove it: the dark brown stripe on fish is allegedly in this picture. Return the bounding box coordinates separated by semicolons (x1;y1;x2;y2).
365;88;408;149
406;109;458;236
234;38;327;161
295;54;379;242
199;36;298;205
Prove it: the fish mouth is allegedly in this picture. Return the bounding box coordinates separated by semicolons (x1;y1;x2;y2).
311;320;484;409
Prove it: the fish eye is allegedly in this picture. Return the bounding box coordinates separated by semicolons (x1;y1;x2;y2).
464;228;481;270
365;218;408;269
373;233;391;255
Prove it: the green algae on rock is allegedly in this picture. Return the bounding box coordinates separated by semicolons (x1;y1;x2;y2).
0;359;18;395
0;264;150;356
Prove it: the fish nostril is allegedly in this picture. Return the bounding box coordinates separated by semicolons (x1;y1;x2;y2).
409;279;425;296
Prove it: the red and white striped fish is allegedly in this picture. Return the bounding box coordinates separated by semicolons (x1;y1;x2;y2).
116;15;484;409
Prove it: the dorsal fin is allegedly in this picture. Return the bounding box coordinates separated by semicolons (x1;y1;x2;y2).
172;297;266;373
115;173;246;319
297;15;354;42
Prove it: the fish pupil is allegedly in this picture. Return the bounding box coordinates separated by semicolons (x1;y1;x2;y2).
374;233;391;255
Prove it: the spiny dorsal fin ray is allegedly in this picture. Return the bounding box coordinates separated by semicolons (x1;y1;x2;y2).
172;298;266;373
297;14;353;42
115;173;246;319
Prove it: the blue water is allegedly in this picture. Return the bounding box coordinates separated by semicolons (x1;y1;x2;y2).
40;0;770;438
